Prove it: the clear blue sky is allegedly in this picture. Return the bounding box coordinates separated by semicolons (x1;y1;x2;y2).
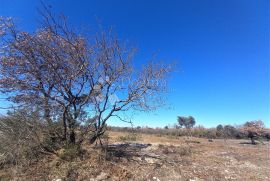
0;0;269;128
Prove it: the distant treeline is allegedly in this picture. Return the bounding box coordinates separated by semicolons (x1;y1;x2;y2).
108;125;270;140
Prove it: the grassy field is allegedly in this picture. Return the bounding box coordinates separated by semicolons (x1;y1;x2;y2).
1;131;270;181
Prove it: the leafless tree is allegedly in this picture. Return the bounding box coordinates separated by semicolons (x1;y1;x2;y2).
0;7;172;146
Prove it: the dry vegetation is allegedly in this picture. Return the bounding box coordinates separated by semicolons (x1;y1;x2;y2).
1;131;269;181
0;5;269;181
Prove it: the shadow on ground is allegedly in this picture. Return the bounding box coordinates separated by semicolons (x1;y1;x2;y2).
95;142;191;166
103;143;152;159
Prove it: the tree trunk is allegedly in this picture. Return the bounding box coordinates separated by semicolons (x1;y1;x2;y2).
67;117;76;144
44;99;52;125
62;110;67;141
251;137;256;145
69;130;76;144
89;128;105;145
89;134;98;144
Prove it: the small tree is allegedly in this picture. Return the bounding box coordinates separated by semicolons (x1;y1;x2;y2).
223;125;239;139
0;7;172;147
177;116;196;129
242;120;265;144
216;124;224;138
177;116;196;137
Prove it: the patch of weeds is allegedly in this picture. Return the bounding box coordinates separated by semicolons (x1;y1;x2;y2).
100;132;110;140
167;135;178;140
66;168;79;181
185;140;201;144
58;144;82;161
0;172;11;181
162;147;170;154
178;146;192;156
159;145;174;155
159;145;192;156
117;133;140;142
158;144;165;148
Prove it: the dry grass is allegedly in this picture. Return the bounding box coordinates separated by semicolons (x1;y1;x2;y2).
1;131;269;181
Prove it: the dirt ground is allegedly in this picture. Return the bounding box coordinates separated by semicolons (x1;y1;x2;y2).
1;131;270;181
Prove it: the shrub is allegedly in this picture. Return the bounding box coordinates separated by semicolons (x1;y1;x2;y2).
0;110;44;167
205;129;217;139
117;133;140;142
0;109;68;168
178;146;192;156
263;130;270;141
58;144;82;161
159;144;191;156
100;132;110;140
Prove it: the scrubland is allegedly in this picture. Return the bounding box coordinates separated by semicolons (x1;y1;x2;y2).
1;131;269;181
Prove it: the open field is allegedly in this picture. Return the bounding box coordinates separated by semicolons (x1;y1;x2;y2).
1;131;269;181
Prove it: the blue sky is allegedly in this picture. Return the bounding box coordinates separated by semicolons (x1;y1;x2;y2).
0;0;269;128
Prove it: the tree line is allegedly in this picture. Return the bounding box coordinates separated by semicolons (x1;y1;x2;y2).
109;117;270;144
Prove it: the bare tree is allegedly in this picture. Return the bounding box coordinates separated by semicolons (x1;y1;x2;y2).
0;8;172;146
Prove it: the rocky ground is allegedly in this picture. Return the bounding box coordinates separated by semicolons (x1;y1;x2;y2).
1;131;270;181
